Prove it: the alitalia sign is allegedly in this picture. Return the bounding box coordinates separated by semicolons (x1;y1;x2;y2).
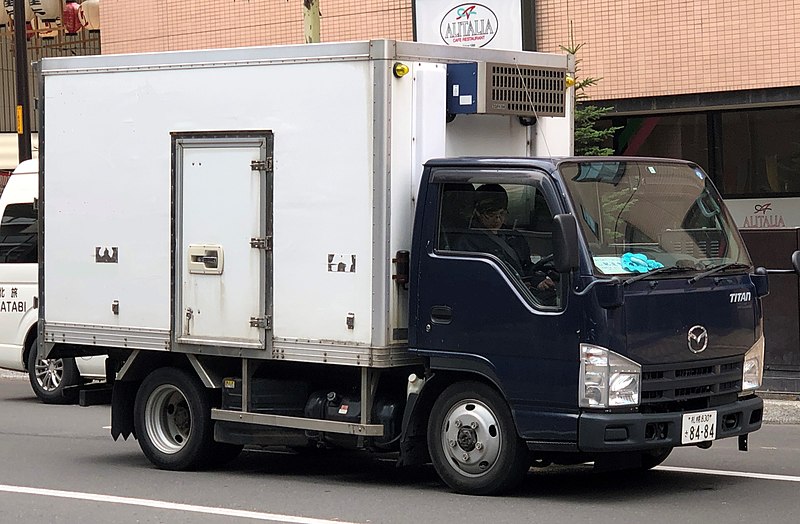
415;0;523;51
439;4;498;47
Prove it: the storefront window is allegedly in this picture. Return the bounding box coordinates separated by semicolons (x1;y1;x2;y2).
605;114;709;171
600;107;800;199
717;107;800;197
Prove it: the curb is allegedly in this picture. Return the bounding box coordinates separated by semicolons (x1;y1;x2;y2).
763;399;800;424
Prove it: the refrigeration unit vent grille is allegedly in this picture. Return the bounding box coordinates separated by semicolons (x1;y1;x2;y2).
486;64;566;118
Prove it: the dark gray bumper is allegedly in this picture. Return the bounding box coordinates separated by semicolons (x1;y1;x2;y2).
577;396;763;452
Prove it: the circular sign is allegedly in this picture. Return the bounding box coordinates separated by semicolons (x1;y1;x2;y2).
439;3;498;48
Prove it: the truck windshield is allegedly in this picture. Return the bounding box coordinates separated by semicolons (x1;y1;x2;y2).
559;160;751;277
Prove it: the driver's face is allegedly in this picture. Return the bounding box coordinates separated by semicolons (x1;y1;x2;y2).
477;208;507;230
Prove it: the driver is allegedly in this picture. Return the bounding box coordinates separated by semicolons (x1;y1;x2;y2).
457;184;556;296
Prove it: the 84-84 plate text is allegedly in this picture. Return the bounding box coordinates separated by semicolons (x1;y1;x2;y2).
682;410;717;444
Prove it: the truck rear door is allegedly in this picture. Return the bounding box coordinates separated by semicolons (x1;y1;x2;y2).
172;133;272;351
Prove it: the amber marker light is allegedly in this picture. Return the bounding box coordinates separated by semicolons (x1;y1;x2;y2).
393;62;410;78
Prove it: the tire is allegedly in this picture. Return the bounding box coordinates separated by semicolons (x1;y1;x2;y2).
427;381;529;495
133;367;215;471
27;337;80;404
640;447;673;470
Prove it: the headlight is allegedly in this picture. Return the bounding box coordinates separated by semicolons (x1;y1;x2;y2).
741;334;764;393
579;344;641;408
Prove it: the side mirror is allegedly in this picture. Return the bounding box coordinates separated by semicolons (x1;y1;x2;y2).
793;250;800;275
552;214;579;273
752;266;769;298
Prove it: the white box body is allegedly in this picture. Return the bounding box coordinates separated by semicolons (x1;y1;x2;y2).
40;40;572;366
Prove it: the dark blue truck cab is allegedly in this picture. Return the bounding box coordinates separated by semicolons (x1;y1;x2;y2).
406;157;785;494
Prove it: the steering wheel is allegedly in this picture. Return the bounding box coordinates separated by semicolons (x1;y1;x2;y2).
528;254;554;272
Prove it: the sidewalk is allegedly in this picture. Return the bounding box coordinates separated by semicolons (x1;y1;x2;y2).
762;394;800;424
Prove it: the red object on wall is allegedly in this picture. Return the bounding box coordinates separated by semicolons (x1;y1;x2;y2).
62;0;82;35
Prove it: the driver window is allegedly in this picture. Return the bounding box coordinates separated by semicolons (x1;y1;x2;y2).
438;182;562;308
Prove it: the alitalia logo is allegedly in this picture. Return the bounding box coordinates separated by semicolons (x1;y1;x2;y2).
439;3;498;48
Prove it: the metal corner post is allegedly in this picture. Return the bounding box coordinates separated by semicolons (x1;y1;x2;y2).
370;45;393;350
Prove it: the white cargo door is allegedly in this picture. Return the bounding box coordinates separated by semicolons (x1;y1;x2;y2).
174;134;271;350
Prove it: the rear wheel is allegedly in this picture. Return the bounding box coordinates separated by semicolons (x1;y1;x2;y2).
26;337;80;404
134;367;215;470
427;381;529;495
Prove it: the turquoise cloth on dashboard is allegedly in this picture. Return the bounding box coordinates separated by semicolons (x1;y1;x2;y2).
621;252;664;273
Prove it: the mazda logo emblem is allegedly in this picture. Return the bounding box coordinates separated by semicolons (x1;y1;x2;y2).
688;325;708;353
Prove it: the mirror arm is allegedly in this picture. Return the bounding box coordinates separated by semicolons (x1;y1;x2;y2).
574;277;621;297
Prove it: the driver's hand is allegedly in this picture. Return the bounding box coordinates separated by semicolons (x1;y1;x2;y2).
537;276;556;291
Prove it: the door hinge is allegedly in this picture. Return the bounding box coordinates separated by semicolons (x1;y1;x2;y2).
250;316;272;329
250;236;272;250
251;158;273;173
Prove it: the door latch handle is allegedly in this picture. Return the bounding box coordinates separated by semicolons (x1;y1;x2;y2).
430;305;453;325
191;254;218;268
187;245;224;274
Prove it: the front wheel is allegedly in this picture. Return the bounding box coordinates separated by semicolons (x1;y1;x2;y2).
134;367;215;470
27;338;80;404
640;447;673;470
427;381;529;495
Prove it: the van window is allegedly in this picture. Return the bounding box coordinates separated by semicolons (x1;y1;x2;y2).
0;203;38;264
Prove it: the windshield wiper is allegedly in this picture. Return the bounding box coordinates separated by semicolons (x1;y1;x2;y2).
687;262;751;284
623;265;695;285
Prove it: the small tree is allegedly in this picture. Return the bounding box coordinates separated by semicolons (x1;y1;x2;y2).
560;29;620;156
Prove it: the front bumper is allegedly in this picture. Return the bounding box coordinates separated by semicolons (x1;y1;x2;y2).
578;396;763;452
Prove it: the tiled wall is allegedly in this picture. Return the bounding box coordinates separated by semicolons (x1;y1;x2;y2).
101;0;799;103
101;0;414;54
536;0;800;101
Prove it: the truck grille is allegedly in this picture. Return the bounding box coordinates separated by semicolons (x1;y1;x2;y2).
640;356;742;412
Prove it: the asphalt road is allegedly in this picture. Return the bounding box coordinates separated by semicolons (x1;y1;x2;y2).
1;375;800;523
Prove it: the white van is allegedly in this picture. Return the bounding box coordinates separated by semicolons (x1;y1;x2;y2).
0;159;106;403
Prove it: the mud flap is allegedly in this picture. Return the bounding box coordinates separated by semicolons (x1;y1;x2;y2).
111;381;139;440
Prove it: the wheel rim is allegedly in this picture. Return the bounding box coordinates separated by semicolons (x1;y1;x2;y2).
440;398;503;477
144;384;192;455
33;357;64;392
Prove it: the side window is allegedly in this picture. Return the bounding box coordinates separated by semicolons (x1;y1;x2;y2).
437;182;562;308
0;203;38;264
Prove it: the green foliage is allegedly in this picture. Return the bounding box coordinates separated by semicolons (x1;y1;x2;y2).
560;32;620;156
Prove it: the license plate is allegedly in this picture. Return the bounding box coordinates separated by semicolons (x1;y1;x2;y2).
681;410;717;444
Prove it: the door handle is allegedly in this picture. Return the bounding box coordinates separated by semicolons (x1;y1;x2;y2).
187;244;224;275
191;253;218;268
430;305;453;325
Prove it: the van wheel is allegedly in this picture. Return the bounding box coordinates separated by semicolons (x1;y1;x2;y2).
134;367;214;470
27;338;80;404
640;447;673;470
427;381;529;495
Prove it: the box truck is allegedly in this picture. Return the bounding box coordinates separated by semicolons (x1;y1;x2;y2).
38;40;790;495
0;159;106;402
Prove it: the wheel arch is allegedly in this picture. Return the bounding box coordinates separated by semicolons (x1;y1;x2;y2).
398;360;511;467
21;324;37;371
112;352;198;441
